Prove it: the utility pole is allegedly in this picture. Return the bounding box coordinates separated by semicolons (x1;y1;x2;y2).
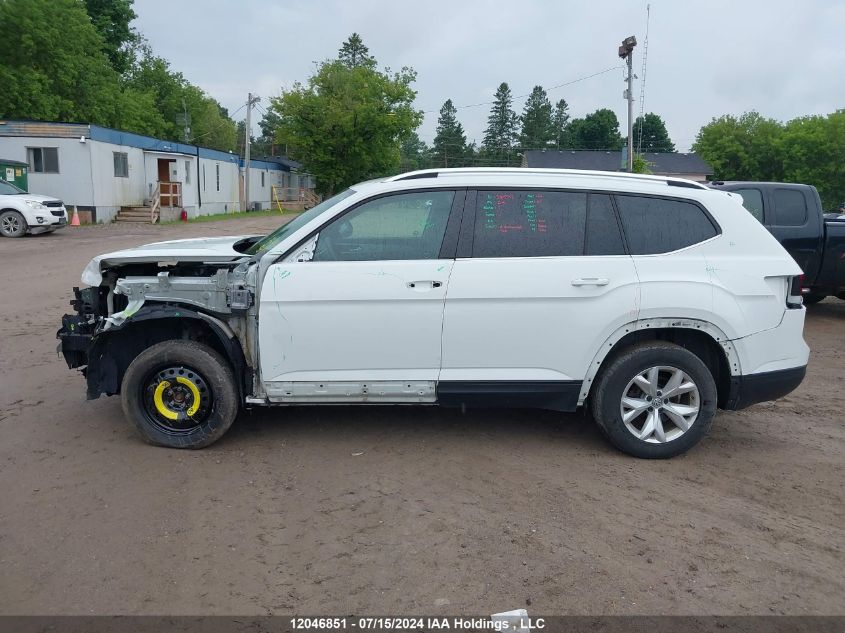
180;97;191;143
618;36;637;172
243;92;261;211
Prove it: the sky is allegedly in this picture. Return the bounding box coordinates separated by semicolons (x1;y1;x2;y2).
133;0;845;153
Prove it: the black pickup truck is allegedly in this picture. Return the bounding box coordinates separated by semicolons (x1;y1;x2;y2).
709;181;845;303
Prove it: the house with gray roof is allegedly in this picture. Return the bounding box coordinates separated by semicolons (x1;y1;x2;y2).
522;149;713;182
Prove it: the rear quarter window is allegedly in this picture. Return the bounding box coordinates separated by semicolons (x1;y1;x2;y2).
615;195;719;255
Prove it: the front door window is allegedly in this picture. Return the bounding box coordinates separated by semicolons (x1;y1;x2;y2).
313;191;455;261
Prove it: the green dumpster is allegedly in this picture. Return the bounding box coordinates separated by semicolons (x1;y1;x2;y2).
0;158;28;191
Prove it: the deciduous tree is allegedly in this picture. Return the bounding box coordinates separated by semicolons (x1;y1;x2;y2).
84;0;138;74
634;113;675;152
779;111;845;209
269;41;422;195
0;0;125;126
692;111;783;182
567;108;623;150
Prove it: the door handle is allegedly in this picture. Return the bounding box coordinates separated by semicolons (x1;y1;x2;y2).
571;277;609;287
407;280;443;290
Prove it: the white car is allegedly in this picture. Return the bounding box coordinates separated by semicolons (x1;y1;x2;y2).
0;179;68;237
58;168;809;458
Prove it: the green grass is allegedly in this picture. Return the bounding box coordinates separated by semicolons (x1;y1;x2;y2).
160;208;293;225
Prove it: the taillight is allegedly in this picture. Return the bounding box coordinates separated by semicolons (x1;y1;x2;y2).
787;274;804;308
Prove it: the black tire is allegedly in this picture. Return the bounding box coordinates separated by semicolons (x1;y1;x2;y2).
591;341;718;459
802;293;826;305
0;210;27;237
121;340;239;448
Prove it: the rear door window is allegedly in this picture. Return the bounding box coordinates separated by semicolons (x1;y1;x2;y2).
772;188;808;226
615;195;719;255
733;188;765;223
471;190;587;257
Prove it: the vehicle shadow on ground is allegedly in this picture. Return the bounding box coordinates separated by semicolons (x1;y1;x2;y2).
806;298;845;317
219;404;613;454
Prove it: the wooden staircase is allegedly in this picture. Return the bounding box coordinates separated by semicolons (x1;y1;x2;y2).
114;182;181;223
115;206;155;223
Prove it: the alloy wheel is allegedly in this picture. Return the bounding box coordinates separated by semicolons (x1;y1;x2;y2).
1;214;22;236
620;365;700;443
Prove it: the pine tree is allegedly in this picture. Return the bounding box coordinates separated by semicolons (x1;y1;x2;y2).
519;86;555;149
552;98;571;148
482;82;519;164
338;33;376;69
433;99;468;167
400;131;431;171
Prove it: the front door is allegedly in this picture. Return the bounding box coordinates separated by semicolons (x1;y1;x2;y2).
157;159;174;206
439;189;640;409
258;189;460;402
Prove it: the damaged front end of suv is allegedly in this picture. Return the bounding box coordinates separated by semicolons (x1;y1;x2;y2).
57;236;262;402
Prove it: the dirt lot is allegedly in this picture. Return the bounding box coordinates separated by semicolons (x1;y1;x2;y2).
0;217;843;616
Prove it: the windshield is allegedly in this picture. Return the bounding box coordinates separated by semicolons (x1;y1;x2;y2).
0;180;25;195
245;189;356;255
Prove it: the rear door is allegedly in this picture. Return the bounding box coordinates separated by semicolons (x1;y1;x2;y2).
438;189;640;410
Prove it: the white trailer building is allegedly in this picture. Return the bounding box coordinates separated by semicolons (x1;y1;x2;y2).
0;120;315;223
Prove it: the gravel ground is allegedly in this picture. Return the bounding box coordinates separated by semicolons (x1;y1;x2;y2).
0;217;843;616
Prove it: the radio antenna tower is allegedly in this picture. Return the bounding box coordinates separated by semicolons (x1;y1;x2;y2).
636;4;651;155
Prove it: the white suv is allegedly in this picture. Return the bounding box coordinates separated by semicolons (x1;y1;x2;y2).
58;168;809;458
0;179;68;237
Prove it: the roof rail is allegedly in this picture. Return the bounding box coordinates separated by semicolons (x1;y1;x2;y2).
384;167;708;189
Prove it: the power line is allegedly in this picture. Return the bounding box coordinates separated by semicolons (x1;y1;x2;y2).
421;65;623;114
188;101;248;144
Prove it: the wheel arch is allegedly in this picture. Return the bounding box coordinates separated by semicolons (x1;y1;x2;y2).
580;318;741;409
85;305;249;401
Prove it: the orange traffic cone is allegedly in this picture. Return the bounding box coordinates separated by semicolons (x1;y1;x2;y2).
70;206;80;226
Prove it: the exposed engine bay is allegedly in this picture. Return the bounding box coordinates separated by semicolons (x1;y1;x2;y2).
58;236;265;401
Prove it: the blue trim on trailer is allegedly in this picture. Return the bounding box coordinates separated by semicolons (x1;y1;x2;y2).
242;158;292;172
89;125;241;164
1;120;297;172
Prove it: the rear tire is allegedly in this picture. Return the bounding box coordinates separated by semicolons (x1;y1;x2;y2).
0;210;27;237
121;340;239;448
591;342;717;459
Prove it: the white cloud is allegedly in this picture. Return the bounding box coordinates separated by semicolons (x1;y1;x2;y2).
134;0;845;152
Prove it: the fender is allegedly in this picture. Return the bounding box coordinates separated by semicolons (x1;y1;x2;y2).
84;305;250;400
577;317;742;406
